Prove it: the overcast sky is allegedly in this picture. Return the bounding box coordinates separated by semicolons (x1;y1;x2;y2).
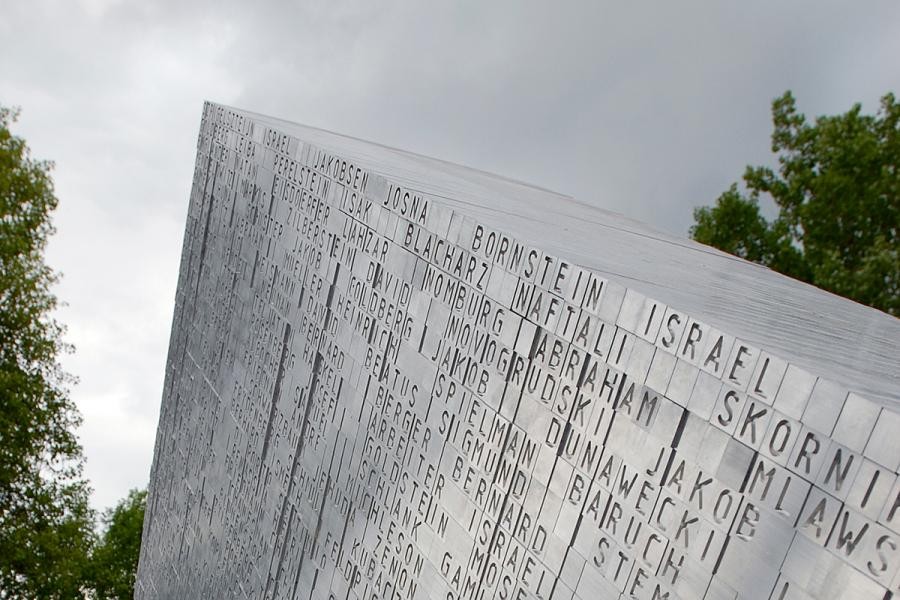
2;0;898;512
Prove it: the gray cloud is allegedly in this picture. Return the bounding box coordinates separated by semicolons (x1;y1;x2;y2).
1;0;897;510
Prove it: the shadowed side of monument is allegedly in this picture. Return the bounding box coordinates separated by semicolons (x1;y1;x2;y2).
136;103;900;600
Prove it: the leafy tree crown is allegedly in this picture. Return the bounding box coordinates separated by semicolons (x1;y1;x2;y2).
0;104;94;598
692;91;899;316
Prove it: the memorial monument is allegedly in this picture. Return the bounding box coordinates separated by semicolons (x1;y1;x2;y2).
136;102;900;599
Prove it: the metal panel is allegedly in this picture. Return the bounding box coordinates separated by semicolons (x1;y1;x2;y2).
136;103;900;600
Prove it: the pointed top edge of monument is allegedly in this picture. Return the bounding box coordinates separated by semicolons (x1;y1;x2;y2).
203;101;900;409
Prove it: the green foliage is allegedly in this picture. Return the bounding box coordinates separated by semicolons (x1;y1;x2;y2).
88;489;147;600
0;105;96;597
691;91;900;316
0;105;148;599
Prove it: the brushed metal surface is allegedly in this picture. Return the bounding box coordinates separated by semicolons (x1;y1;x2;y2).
137;103;900;599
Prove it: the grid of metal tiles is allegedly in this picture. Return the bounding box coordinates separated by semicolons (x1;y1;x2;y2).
136;102;900;600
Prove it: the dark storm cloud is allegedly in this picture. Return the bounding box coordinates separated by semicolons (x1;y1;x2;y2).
211;1;900;231
1;0;897;509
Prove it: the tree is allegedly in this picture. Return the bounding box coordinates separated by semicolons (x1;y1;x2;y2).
0;105;95;597
691;91;900;316
88;489;147;600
